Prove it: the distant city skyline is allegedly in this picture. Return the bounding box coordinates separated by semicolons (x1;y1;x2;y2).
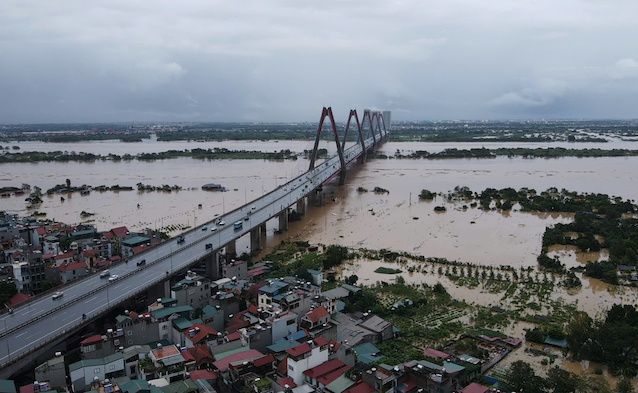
1;1;638;123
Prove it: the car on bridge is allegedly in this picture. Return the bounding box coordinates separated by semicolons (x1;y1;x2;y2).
100;270;110;278
108;274;119;282
218;220;226;226
205;243;212;249
202;226;207;231
137;259;146;266
233;221;243;230
210;226;217;232
52;291;63;300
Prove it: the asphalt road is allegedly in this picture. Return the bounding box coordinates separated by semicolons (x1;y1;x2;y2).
0;138;375;368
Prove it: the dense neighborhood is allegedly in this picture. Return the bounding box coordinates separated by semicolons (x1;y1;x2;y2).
0;211;523;393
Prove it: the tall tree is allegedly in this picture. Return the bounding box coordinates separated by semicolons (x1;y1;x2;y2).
507;360;547;393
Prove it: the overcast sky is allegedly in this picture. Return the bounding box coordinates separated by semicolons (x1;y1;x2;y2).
1;0;637;123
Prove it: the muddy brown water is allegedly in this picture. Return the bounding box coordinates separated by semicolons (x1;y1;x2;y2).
3;139;638;382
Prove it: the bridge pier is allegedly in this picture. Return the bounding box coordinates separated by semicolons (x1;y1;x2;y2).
296;197;306;215
278;209;289;231
226;240;237;258
163;279;171;298
261;223;267;243
339;170;347;185
250;227;262;253
314;187;324;207
205;251;220;279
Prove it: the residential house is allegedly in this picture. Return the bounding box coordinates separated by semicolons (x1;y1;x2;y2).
285;337;330;385
35;355;66;388
58;261;88;284
69;353;125;392
121;236;151;258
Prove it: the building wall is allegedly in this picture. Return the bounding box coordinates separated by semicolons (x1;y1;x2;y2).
270;313;298;343
287;346;329;385
35;358;66;388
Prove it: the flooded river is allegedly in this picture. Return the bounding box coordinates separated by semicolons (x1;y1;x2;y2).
2;140;638;263
3;138;638;382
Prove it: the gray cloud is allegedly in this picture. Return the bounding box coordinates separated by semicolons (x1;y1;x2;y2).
1;0;637;122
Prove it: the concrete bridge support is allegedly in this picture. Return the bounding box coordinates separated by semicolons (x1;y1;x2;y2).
205;251;220;279
278;209;289;231
261;223;267;244
339;170;347;185
314;188;324;207
296;197;306;215
226;241;236;258
250;228;262;253
163;279;171;298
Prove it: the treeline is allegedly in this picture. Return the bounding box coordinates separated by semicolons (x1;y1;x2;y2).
505;359;633;392
0;148;299;163
378;147;638;159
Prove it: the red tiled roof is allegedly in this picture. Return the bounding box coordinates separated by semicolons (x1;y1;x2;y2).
247;304;259;315
81;334;103;346
102;232;114;240
189;370;218;381
58;261;87;272
329;340;341;352
247;266;268;277
189;323;218;345
212;349;263;372
285;343;312;357
276;377;296;389
317;366;351;386
306;306;329;323
7;292;32;307
54;252;75;260
343;382;376;393
109;255;121;261
132;244;149;254
423;348;450;360
304;359;346;378
82;249;100;257
152;345;183;361
110;226;129;238
35;227;47;235
461;383;491;393
252;354;275;367
129;311;139;319
94;259;111;268
181;350;195;362
42;253;55;260
313;336;328;347
276;356;287;375
11;251;25;258
226;331;241;342
19;384;35;393
188;345;214;365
